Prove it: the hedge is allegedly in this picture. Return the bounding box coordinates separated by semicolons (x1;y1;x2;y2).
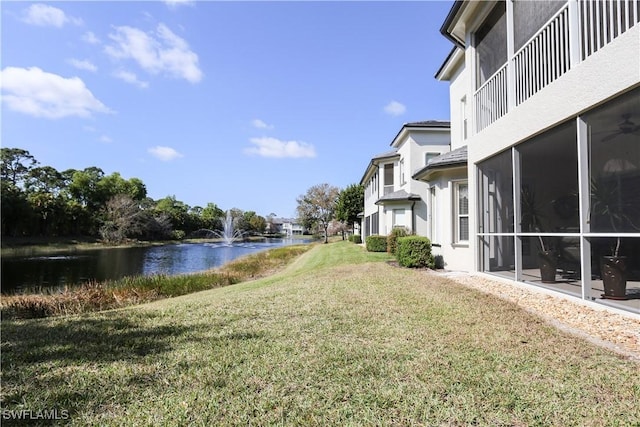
396;236;435;268
349;235;363;244
365;235;387;252
387;226;410;255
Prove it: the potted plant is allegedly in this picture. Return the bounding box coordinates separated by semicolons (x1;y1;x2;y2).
591;178;638;300
521;186;557;283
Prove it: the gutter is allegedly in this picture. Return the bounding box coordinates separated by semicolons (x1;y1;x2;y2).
439;0;465;49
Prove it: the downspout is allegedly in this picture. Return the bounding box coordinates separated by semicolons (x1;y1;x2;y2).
411;201;416;234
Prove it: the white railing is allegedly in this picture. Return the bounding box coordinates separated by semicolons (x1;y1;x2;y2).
473;0;639;133
580;0;639;58
474;64;508;132
513;4;571;106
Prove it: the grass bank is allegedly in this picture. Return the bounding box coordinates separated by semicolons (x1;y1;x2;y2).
0;244;311;319
1;241;638;425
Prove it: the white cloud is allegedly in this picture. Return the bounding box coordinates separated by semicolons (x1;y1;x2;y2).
164;0;195;9
99;135;113;143
22;4;82;28
244;137;316;159
82;31;101;45
384;100;406;116
148;146;183;162
113;70;149;89
68;58;97;72
0;66;113;119
105;23;202;84
252;119;274;130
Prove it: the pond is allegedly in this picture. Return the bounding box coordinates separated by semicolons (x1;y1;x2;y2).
1;238;313;294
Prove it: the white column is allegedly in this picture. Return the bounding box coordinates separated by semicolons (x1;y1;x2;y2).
567;0;582;66
576;116;591;300
506;0;516;110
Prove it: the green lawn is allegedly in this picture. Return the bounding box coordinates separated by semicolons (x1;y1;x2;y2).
1;241;638;426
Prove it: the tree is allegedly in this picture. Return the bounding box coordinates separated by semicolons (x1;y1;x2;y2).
336;184;364;235
99;194;145;243
296;183;340;244
1;148;38;187
154;195;190;233
201;203;225;231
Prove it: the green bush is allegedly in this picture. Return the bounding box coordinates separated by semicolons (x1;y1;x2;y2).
365;235;387;252
396;236;435;268
349;235;362;244
387;226;410;255
171;230;186;240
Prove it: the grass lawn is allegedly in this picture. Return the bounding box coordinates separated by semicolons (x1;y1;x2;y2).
1;241;638;426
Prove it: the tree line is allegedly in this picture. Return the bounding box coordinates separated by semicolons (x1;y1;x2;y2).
0;148;268;243
1;148;366;244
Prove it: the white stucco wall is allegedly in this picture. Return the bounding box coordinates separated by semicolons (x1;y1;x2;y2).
423;168;472;272
447;61;469;151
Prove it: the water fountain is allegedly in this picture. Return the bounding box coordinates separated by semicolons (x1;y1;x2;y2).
213;210;245;246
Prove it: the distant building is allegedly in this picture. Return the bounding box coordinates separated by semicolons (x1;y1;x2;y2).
269;218;306;236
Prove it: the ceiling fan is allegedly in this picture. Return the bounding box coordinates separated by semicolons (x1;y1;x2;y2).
600;113;640;142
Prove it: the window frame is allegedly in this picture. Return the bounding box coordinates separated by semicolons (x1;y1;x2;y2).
453;180;470;244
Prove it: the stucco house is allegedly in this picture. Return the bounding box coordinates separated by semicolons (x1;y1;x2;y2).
269;218;306;236
360;121;474;270
439;0;639;313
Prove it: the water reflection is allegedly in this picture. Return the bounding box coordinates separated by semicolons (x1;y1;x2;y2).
1;239;311;294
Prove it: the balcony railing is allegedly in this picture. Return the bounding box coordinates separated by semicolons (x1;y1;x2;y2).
475;64;508;132
513;4;571;106
474;0;639;133
580;0;639;58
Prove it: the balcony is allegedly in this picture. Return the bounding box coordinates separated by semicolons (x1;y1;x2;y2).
475;0;639;133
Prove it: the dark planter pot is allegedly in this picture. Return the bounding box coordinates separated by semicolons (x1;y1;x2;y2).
601;256;628;300
538;250;557;283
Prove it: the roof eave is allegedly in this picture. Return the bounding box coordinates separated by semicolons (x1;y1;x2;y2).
359;153;400;185
435;47;464;81
439;0;466;49
413;162;467;181
389;122;451;148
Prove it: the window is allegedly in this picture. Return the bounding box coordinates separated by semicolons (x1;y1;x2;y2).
393;209;406;228
399;159;406;185
371;212;379;235
425;152;440;165
454;182;469;243
384;164;394;195
430;186;437;242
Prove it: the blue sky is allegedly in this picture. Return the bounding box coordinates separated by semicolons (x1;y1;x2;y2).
1;0;454;218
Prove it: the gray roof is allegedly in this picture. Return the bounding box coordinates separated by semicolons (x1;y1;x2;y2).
412;145;468;179
375;189;422;205
403;120;451;128
360;149;399;185
371;149;399;160
390;120;451;148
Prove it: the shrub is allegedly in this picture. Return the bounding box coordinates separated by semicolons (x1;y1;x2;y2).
365;235;387;252
387;226;410;255
396;236;435;268
171;230;186;240
349;235;362;244
434;254;445;269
